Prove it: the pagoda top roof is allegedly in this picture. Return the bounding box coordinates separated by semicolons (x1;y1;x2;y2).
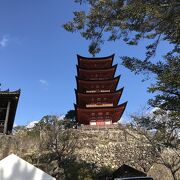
77;54;115;69
77;54;114;61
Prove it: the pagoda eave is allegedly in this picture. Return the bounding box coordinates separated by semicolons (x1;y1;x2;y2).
77;64;117;71
75;88;124;107
76;76;120;93
75;87;123;95
77;64;118;80
75;102;127;124
76;75;120;82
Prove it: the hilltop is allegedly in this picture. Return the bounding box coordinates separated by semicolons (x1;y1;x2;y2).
0;123;179;180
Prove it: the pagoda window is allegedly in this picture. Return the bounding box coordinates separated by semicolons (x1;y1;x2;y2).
90;113;96;121
105;112;111;120
95;85;100;92
97;98;101;104
97;112;103;120
103;98;107;103
90;74;94;79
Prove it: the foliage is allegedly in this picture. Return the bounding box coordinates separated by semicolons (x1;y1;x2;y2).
64;3;180;176
132;109;179;149
122;52;180;112
13;125;26;133
65;110;76;120
63;159;96;180
35;115;77;157
64;0;180;148
131;109;180;180
30;115;78;179
64;0;180;110
64;0;180;56
64;110;77;128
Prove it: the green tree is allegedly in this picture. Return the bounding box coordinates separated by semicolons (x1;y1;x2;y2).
34;115;78;179
64;0;179;56
64;4;180;178
13;125;26;133
131;110;180;180
64;0;180;144
64;110;77;128
65;110;76;120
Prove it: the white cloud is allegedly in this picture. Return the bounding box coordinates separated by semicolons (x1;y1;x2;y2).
0;35;9;48
39;79;48;86
120;115;131;124
58;114;65;120
13;123;18;127
26;121;39;129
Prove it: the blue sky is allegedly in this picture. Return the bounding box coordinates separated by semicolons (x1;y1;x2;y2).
0;0;172;125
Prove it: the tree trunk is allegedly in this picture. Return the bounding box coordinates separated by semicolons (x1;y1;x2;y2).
171;170;177;180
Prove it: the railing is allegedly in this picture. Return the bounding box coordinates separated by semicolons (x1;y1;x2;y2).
88;78;109;80
86;90;111;93
86;103;113;108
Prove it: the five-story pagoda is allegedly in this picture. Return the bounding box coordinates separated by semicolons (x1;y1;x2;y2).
75;54;127;126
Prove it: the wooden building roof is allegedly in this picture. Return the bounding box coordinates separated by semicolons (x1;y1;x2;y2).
77;64;117;80
113;164;147;178
75;102;127;124
77;54;114;69
0;89;20;134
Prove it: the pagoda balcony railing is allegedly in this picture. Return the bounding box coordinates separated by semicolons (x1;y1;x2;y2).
88;77;109;80
89;117;112;121
86;90;111;93
86;103;113;108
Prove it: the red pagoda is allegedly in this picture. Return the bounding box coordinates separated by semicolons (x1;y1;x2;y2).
75;54;127;126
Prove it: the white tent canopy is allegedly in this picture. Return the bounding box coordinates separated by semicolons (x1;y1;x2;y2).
0;154;56;180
